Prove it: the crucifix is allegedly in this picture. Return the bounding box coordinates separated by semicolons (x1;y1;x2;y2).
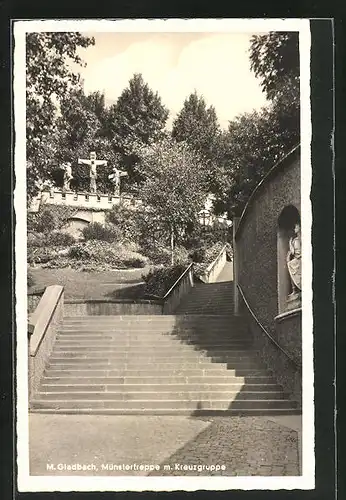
108;166;128;196
78;151;107;193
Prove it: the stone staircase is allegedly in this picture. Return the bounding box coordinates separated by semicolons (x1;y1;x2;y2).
175;281;234;315
30;263;298;415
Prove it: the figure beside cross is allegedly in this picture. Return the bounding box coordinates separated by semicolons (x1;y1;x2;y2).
77;151;128;195
108;166;128;196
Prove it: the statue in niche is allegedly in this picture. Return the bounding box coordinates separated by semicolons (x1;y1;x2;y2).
286;222;302;297
61;162;73;191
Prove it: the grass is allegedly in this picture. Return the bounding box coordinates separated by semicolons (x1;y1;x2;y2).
28;266;151;300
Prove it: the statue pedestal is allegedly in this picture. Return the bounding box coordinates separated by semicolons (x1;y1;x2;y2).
286;292;301;311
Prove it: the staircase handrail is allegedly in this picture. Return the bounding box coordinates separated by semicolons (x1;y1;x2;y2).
205;243;228;273
237;283;301;371
163;262;194;299
28;285;64;355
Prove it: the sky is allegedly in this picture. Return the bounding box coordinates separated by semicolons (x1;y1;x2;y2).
76;32;269;130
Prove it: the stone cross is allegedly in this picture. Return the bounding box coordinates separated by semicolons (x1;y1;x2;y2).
78;151;107;193
108;166;128;196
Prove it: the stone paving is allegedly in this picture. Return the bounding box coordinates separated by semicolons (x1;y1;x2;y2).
29;414;300;477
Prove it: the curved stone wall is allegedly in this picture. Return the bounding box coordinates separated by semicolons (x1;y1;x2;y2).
234;146;302;404
235;146;301;333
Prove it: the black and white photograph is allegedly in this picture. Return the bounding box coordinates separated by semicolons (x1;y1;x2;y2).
14;18;314;491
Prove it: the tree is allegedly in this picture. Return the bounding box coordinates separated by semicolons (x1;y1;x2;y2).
172;92;224;194
137;138;208;264
51;88;117;192
249;32;300;138
106;73;169;189
210;32;300;217
249;32;299;102
215;104;299;217
172;92;220;158
26;32;94;198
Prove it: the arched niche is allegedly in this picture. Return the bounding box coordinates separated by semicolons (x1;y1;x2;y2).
277;205;301;313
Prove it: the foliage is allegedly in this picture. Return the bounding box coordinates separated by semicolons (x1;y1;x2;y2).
250;32;300;154
183;219;231;249
217;104;299;217
27;270;35;288
68;240;148;268
207;32;300;217
140;244;172;266
188;247;206;263
172;245;190;265
106;204;141;242
249;32;299;102
172;91;227;196
106;73;169;188
142;264;187;298
35;207;58;233
27;231;47;248
26;32;95;198
193;241;229;276
27;229;75;247
137;137;208;261
27;246;64;265
46;231;76;247
172;91;220;160
82;222;121;243
51;88;118;193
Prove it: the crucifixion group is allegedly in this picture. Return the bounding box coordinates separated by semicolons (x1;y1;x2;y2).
61;151;128;196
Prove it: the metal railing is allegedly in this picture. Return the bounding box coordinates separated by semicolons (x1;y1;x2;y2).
163;262;194;300
237;283;300;371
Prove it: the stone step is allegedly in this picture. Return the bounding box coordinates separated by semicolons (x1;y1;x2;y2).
53;346;257;355
61;323;241;329
47;359;264;370
54;340;253;348
59;325;246;333
57;332;250;341
54;339;252;349
29;407;301;416
64;314;234;319
43;370;274;381
39;382;282;392
35;391;287;401
31;398;297;410
56;333;248;340
50;350;260;360
41;377;276;387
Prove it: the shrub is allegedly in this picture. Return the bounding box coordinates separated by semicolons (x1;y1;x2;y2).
193;241;232;276
106;204;141;242
27;270;35;288
68;240;149;269
188;246;206;263
27;231;47;248
27;247;62;265
46;231;76;246
45;257;71;269
82;222;121;243
68;243;92;260
141;244;172;266
173;245;190;265
35;208;57;233
142;264;187;297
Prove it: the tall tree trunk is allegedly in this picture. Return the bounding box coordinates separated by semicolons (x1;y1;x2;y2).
170;226;174;265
